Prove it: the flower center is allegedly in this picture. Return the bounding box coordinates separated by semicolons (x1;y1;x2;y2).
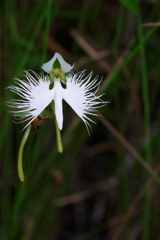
50;68;65;81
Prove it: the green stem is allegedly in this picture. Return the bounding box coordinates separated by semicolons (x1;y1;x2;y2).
18;126;31;182
55;118;63;153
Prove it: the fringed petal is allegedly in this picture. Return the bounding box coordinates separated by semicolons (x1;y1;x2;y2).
7;71;54;128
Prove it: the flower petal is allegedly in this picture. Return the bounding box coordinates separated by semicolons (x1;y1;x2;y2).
62;72;106;130
42;52;73;74
7;71;54;128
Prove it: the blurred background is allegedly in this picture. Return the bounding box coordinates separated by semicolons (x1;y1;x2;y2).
1;0;160;239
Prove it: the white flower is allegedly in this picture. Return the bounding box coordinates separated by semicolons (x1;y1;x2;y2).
8;72;105;131
8;54;106;131
42;52;73;73
8;54;107;181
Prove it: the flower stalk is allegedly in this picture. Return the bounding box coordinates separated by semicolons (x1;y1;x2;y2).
18;126;31;182
55;117;63;153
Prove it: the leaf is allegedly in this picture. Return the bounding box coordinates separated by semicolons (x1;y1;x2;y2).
120;0;139;14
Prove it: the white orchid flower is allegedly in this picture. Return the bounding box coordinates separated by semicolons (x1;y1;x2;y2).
8;53;105;131
7;52;107;182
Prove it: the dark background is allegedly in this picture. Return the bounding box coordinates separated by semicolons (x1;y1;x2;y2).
1;0;160;239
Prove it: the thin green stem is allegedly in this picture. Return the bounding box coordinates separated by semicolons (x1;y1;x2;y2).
55;118;63;153
18;126;31;182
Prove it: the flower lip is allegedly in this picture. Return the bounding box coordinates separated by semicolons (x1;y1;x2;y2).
61;71;107;132
41;52;73;74
7;71;55;129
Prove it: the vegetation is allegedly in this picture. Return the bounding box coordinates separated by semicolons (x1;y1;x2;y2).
1;0;160;239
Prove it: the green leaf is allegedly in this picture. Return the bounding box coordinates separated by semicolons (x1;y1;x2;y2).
120;0;139;14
